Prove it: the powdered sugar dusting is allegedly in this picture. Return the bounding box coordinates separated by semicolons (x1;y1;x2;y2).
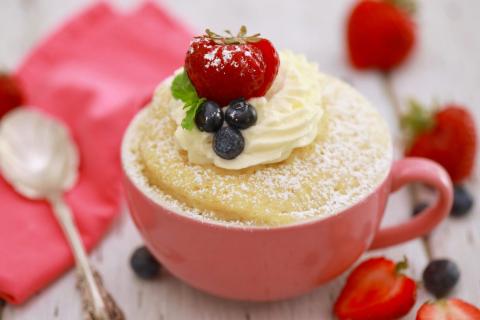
222;49;233;62
203;47;218;61
125;61;393;227
122;111;254;227
200;45;261;72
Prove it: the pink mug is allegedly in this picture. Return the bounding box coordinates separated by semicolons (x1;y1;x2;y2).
122;130;453;301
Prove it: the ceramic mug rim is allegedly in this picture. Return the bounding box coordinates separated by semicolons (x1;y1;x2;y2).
121;108;393;232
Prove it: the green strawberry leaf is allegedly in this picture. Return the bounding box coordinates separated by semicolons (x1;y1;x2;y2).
171;71;197;104
401;99;435;143
171;71;205;130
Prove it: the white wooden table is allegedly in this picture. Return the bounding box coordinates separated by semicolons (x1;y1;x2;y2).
1;0;479;319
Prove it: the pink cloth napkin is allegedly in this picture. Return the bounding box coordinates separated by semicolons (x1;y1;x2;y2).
0;2;191;304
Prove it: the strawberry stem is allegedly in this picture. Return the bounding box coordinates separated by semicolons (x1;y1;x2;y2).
202;26;261;45
395;256;409;274
386;0;417;15
428;299;449;308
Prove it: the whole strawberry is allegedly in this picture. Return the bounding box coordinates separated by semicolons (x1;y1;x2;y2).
185;26;279;106
334;257;417;320
346;0;416;70
402;101;477;183
0;72;24;118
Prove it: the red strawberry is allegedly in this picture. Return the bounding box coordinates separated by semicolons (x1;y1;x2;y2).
416;299;480;320
346;0;416;70
334;257;417;320
0;72;24;118
185;26;279;106
403;101;477;183
250;38;279;95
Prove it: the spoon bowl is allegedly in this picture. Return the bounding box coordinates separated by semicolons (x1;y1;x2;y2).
0;108;78;199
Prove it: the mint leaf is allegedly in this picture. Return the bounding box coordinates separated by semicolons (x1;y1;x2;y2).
171;71;205;130
171;71;198;104
181;98;206;130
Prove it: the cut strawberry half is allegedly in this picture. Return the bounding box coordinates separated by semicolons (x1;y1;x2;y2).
416;298;480;320
334;257;417;320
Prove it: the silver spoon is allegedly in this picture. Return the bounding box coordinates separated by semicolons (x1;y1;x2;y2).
0;108;122;320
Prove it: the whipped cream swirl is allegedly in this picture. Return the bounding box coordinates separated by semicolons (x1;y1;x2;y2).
168;51;326;170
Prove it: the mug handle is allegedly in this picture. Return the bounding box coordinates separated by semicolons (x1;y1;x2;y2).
369;157;453;250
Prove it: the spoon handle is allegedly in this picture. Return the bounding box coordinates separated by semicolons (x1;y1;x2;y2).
48;194;109;320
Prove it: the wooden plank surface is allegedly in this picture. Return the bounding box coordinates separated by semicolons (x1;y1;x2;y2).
0;0;478;319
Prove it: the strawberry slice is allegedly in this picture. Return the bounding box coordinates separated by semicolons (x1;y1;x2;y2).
334;257;417;320
416;299;480;320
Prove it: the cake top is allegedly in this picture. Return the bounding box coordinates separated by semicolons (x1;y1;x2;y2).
127;54;392;225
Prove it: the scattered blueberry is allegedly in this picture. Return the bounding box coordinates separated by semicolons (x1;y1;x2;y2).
423;259;460;298
451;185;473;218
130;246;161;280
412;202;429;216
195;100;224;132
225;98;257;130
0;299;5;307
213;127;245;159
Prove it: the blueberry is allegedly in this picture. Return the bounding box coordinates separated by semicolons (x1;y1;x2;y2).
412;202;429;216
225;98;257;130
213;127;245;159
130;246;161;280
0;299;5;307
195;100;223;132
423;259;460;298
451;185;473;218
